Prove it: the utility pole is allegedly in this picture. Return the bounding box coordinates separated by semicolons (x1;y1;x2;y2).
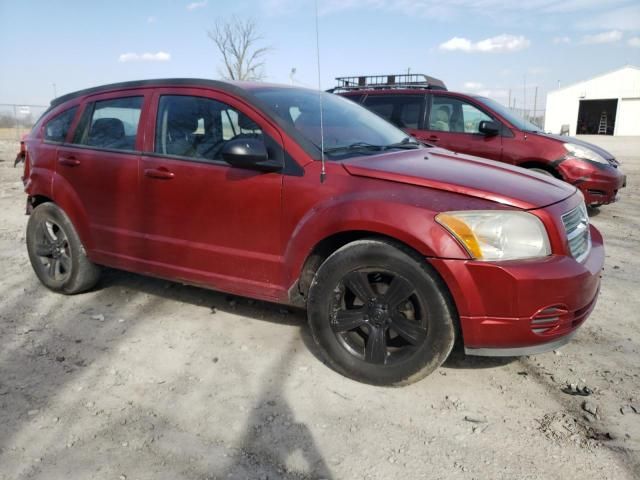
533;86;538;125
508;89;511;110
52;83;57;99
523;74;527;121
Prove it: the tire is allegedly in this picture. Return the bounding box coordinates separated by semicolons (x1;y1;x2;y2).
307;239;456;386
26;203;101;294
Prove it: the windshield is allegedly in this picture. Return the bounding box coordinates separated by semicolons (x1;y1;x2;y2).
252;87;418;159
474;96;541;132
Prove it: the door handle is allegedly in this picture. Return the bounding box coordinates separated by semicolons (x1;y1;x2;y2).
144;168;175;180
58;156;80;167
427;135;439;143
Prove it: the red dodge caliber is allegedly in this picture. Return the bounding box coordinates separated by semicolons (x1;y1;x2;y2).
22;79;604;385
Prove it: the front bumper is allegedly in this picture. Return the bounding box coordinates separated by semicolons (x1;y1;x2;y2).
430;226;604;356
557;159;626;206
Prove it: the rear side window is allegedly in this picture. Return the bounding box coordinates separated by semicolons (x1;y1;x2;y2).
43;107;78;142
73;96;143;151
363;95;424;129
155;95;263;161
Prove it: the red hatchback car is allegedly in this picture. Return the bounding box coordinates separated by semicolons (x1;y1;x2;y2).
334;74;626;207
22;79;603;385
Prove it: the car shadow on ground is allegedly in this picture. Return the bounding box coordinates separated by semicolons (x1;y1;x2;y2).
443;347;516;370
100;268;520;374
0;267;334;478
97;269;332;479
96;269;335;478
587;206;601;217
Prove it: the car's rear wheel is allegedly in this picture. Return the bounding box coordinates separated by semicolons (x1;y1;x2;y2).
26;203;101;294
307;239;456;386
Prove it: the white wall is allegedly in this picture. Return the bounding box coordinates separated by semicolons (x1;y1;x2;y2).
616;98;640;136
544;66;640;136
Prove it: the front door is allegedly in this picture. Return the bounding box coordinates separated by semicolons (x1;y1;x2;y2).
137;88;285;299
417;94;503;161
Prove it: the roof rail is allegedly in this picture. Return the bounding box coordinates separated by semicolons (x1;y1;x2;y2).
328;74;447;93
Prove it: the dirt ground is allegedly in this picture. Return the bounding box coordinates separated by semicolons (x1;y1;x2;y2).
0;136;638;480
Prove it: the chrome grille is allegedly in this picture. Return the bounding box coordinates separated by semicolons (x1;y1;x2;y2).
562;204;591;262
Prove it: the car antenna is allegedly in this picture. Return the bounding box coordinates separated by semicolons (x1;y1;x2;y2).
314;0;326;183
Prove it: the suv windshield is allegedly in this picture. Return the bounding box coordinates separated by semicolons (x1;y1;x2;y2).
252;87;419;159
474;96;541;132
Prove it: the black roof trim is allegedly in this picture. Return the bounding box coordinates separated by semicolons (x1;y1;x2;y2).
50;78;243;108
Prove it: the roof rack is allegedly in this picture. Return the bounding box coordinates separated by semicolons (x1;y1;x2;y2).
329;74;447;93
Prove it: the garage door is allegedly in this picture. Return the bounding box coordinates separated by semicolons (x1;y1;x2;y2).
616;98;640;136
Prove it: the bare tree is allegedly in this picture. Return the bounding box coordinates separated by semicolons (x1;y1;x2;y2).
208;17;270;81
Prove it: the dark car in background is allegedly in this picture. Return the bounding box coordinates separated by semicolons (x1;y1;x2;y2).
334;74;626;206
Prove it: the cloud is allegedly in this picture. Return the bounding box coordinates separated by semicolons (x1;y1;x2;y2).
118;51;171;62
263;0;633;27
460;82;508;99
439;34;530;53
147;16;157;24
553;36;571;44
629;37;640;48
186;1;207;11
580;30;623;44
577;4;640;31
463;82;483;90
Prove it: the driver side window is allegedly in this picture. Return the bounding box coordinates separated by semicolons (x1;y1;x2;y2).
155;95;263;161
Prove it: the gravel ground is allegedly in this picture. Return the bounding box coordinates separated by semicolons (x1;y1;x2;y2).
0;136;638;480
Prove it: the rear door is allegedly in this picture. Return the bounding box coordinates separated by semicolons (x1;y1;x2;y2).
55;90;150;258
418;94;503;161
137;88;285;298
361;94;426;138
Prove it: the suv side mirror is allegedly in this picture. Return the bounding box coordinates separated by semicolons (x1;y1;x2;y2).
478;120;501;136
221;138;282;172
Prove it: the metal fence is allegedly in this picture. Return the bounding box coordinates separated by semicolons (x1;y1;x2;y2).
0;103;48;141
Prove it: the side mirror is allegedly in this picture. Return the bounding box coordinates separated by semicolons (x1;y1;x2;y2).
478;120;501;136
221;138;282;172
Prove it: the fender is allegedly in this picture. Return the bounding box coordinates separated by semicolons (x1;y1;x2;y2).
282;189;471;288
49;171;95;252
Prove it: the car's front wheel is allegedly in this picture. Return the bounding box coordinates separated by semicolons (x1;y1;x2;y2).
26;203;101;294
307;239;456;386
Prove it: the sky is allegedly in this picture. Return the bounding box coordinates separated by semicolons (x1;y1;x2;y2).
0;0;639;111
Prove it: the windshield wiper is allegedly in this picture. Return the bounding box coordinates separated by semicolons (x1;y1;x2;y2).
324;138;421;155
324;142;384;154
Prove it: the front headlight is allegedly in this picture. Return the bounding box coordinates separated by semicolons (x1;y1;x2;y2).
436;211;551;261
563;143;608;164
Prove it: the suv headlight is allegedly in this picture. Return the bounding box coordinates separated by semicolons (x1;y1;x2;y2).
563;143;608;164
436;211;551;261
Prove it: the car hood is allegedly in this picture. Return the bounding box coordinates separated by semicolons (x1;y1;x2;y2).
342;147;576;210
534;132;617;163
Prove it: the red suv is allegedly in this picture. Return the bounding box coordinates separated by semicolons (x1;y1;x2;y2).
22;78;603;385
334;74;626;207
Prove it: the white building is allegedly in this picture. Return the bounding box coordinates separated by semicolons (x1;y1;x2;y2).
544;65;640;136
